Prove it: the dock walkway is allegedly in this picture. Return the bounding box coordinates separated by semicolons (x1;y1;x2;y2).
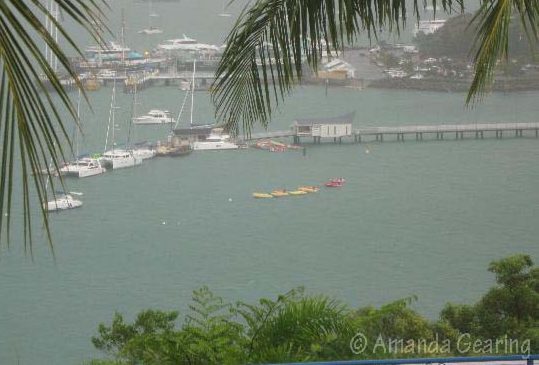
242;122;539;142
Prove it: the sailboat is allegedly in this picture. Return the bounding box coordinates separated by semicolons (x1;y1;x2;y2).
218;0;232;17
128;85;157;159
44;156;84;212
186;60;238;151
99;80;143;169
138;0;163;34
59;90;107;178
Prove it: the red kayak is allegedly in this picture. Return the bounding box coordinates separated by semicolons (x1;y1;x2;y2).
325;178;346;187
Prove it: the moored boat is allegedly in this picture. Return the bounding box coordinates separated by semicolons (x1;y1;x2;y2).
59;157;106;178
45;193;83;212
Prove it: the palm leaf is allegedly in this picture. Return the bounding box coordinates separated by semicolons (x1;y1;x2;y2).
212;0;462;137
467;0;539;103
0;0;107;252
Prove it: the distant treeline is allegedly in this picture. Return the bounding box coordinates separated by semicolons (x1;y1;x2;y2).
87;254;539;365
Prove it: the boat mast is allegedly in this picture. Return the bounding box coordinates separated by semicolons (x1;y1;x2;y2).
120;9;126;65
75;89;82;159
190;59;195;127
104;79;116;154
44;0;60;73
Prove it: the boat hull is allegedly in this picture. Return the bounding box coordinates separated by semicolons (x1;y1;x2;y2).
132;118;173;125
193;141;239;150
46;196;83;211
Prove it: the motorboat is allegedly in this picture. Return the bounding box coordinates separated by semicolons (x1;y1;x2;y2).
253;193;273;199
45;193;83;212
157;35;220;53
298;185;320;193
325;178;346;187
271;190;289;197
133;109;173;125
193;129;239;151
99;149;142;170
59;157;106;178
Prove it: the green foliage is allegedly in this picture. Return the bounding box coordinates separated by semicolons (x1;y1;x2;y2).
442;254;539;352
416;14;538;62
90;255;539;364
415;14;478;59
235;287;353;363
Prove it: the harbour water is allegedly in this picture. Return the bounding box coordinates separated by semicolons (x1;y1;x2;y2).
1;86;539;364
2;1;539;364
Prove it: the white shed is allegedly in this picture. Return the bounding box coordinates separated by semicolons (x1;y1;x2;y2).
292;112;354;143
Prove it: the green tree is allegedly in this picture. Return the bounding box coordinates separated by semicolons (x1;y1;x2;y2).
441;254;539;352
235;287;353;363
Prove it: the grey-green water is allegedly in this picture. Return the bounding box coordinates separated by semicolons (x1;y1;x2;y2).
2;1;539;364
1;86;539;365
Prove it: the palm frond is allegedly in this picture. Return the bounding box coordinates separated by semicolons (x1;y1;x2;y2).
0;0;107;252
212;0;462;136
467;0;539;103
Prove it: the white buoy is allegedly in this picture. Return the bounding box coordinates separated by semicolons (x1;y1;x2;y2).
228;198;233;202
162;221;166;225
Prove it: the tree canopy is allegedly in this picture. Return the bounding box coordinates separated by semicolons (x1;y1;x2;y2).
90;254;539;364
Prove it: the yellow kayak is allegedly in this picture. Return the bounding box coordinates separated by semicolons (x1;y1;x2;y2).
298;186;319;193
271;190;289;197
289;190;308;196
253;193;273;199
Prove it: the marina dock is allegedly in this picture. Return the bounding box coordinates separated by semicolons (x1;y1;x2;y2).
242;122;539;143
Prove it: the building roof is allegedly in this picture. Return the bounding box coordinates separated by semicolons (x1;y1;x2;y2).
294;112;355;126
323;58;356;72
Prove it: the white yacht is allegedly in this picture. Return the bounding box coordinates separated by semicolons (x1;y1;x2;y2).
193;130;239;151
157;35;220;53
100;149;142;170
46;194;83;212
133;110;173;125
59;158;106;178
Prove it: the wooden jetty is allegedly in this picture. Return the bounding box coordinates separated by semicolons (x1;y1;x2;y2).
241;122;539;143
